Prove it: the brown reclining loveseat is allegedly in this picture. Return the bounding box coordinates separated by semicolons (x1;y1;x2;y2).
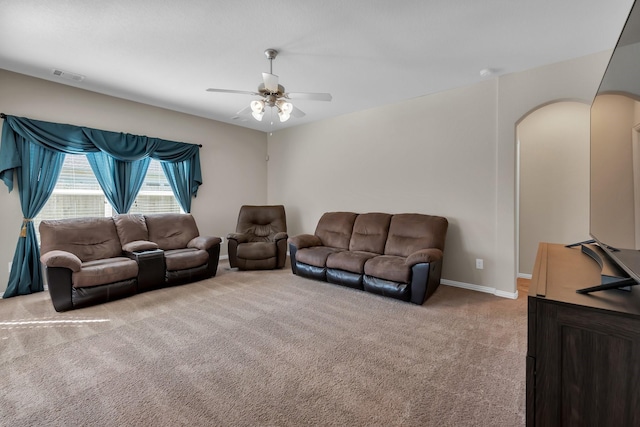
288;212;448;304
39;213;221;311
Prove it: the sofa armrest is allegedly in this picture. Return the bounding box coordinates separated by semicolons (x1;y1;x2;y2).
227;232;250;244
288;234;321;249
40;250;82;272
405;248;443;267
274;232;288;241
122;240;159;253
188;236;222;251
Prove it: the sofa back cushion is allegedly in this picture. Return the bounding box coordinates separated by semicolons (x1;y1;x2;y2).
349;212;392;254
145;213;200;250
236;205;287;242
39;217;122;262
314;212;357;249
384;214;448;257
113;213;149;246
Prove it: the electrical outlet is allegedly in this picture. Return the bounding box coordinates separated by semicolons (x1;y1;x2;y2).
220;236;224;244
475;259;484;270
8;262;12;273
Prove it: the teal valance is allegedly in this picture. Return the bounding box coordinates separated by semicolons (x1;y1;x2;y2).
0;115;202;196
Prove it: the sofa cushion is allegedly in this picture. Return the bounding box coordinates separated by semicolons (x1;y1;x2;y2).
326;250;378;274
40;217;122;262
384;214;448;257
164;248;209;271
145;213;200;250
236;241;277;260
296;246;343;268
364;255;411;284
314;212;357;249
349;212;391;254
113;214;149;246
72;257;138;288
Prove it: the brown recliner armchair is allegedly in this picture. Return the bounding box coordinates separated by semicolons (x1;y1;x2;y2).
227;205;288;270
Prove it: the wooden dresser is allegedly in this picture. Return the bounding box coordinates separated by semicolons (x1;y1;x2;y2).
527;243;640;426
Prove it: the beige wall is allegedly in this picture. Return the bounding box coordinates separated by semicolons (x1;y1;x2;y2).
518;102;591;276
269;51;612;296
0;69;268;294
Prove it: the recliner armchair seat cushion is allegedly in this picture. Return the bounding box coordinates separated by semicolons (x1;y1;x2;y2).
326;250;378;274
236;241;277;260
364;255;411;284
296;246;343;268
73;257;138;288
164;248;209;271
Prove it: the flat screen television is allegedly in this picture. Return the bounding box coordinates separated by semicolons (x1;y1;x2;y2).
588;0;640;292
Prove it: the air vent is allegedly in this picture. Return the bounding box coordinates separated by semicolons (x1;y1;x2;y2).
51;69;85;82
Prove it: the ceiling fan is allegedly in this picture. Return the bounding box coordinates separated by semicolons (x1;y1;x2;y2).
206;48;332;123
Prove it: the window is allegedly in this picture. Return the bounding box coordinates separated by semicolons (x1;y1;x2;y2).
128;160;182;215
34;154;182;242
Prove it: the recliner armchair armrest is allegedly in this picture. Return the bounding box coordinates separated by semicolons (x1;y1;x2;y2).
227;232;249;244
288;234;321;249
405;248;443;267
40;250;82;272
273;232;288;241
188;236;222;251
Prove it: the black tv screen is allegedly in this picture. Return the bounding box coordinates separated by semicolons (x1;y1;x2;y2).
590;0;640;284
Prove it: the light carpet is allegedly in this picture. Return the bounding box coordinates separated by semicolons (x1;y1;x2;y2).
0;261;526;426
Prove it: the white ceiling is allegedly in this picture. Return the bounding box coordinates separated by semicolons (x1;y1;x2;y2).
0;0;635;133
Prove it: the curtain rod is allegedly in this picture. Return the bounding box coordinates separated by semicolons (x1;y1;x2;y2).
0;113;202;147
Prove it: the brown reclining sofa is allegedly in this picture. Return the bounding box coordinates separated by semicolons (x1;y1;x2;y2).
288;212;448;304
39;213;221;312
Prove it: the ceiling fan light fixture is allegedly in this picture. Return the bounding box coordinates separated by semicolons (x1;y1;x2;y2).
250;99;265;121
277;100;293;114
278;110;291;122
276;99;293;122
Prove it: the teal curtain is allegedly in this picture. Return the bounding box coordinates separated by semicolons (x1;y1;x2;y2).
1;127;65;298
161;159;195;213
87;152;151;214
0;115;203;298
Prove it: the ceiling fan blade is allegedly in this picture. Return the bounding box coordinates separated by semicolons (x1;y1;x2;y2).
291;105;306;118
285;92;332;102
262;73;279;92
235;105;252;116
206;88;260;96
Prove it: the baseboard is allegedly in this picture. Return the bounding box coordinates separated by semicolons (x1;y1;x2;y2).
518;273;532;279
219;255;229;261
441;279;519;300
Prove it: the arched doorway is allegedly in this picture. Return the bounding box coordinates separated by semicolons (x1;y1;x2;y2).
516;101;591;277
